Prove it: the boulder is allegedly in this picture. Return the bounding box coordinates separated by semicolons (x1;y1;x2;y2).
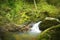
39;18;60;31
38;24;60;40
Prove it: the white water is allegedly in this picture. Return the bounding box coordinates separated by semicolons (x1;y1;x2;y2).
29;21;42;34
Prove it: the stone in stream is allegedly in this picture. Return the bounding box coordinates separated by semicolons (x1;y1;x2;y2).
38;24;60;40
39;17;60;31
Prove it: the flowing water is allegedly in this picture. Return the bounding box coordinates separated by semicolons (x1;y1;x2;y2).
18;21;42;40
28;21;42;34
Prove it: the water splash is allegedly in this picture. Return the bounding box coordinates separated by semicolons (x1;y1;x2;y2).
29;21;42;34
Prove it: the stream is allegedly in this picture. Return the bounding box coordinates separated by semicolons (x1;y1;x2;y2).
28;21;42;34
19;21;42;35
17;21;42;40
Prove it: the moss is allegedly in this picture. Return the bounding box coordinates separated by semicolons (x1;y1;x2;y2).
38;24;60;40
39;19;60;31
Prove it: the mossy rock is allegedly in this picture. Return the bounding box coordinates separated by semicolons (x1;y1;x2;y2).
38;24;60;40
39;19;60;31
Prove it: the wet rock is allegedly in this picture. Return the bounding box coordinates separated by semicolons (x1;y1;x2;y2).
38;24;60;40
39;17;60;31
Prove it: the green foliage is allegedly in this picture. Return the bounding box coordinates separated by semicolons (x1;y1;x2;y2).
45;0;60;18
0;16;10;27
46;0;60;7
0;0;23;24
0;0;60;40
24;0;40;4
0;0;59;25
38;3;59;17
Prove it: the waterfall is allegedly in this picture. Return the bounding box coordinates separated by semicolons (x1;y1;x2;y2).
29;21;42;34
